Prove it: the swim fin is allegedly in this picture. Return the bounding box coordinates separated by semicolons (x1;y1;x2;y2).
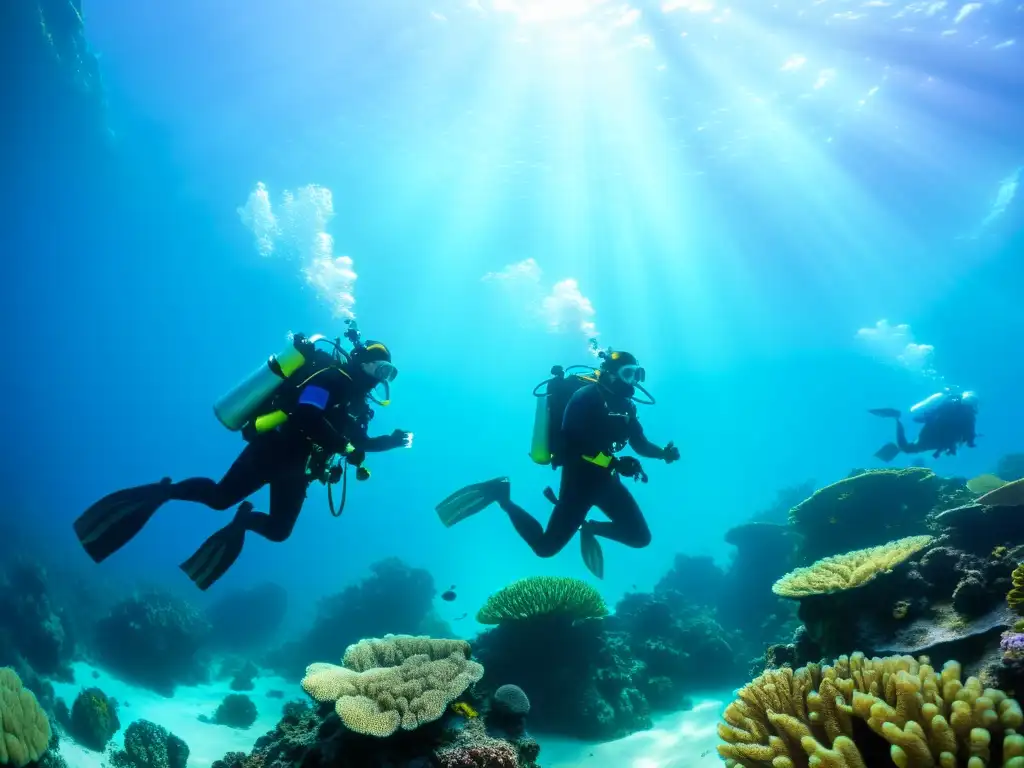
180;502;252;591
435;477;510;528
874;442;901;463
869;408;902;419
580;522;604;580
74;478;174;564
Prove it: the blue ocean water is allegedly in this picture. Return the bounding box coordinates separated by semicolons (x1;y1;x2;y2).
5;0;1024;765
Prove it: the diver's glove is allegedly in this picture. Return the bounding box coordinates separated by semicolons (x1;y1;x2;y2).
612;456;648;483
662;442;680;463
382;429;413;450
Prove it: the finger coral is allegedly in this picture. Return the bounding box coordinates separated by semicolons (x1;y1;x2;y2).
718;652;1024;767
772;535;934;599
300;635;483;738
476;576;608;624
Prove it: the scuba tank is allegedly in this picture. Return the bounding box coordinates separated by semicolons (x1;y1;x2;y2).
530;365;599;468
910;389;950;419
214;334;316;431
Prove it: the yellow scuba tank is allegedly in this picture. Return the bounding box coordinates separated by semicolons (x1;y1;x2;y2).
530;394;552;465
214;334;313;431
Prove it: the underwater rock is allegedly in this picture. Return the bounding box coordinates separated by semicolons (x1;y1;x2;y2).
0;560;75;681
788;468;943;562
869;602;1013;658
66;687;120;752
206;583;287;653
221;659;259;692
110;720;189;768
264;558;435;679
934;502;1024;554
474;611;648;740
653;554;727;608
92;591;211;695
997;453;1024;482
207;694;258;729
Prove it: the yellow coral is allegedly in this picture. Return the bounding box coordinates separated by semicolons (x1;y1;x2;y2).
718;652;1024;767
476;576;608;624
772;535;933;598
0;667;51;768
300;635;484;738
1008;564;1024;612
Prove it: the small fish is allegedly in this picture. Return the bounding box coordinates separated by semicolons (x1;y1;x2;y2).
453;612;468;621
701;749;711;757
441;584;457;601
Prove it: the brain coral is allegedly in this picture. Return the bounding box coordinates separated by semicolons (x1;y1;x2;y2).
0;667;51;768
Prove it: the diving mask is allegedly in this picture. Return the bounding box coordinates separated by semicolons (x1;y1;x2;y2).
616;364;646;385
369;360;398;384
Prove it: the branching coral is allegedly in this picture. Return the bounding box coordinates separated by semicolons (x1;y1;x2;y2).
476;576;608;624
300;635;483;738
718;652;1024;767
773;536;934;599
720;655;1024;768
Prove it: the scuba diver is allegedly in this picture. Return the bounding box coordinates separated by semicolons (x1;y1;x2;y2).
435;346;680;579
870;388;979;462
73;322;411;590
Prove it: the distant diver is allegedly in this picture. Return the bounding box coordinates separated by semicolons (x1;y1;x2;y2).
870;388;979;462
435;345;679;579
74;321;412;590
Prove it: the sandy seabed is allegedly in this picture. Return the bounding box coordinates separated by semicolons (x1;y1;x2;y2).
52;662;729;768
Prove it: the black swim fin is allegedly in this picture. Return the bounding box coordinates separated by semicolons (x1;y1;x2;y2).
580;523;604;580
74;479;174;564
869;408;902;419
180;502;252;591
875;442;901;463
435;477;510;528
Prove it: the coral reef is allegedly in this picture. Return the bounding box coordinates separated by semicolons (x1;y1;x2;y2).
91;591;210;695
718;652;1024;767
0;561;75;681
209;695;258;730
0;667;51;768
206;583;288;653
773;536;934;598
477;576;608;624
301;635;483;738
264;559;436;679
788;468;942;562
65;687;119;752
213;651;538;768
110;720;189;768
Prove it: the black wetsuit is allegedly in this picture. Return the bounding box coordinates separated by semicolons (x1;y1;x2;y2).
500;382;668;557
170;363;404;541
897;399;977;458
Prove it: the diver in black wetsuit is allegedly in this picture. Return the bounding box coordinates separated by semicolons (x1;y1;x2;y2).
74;330;411;590
436;350;679;578
870;389;979;462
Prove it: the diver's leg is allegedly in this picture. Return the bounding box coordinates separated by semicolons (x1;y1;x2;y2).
894;420;920;453
245;472;307;542
589;479;652;549
171;436;278;510
499;476;591;558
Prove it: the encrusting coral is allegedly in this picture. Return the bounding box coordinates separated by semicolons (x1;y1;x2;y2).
0;667;51;768
718;652;1024;767
773;536;934;599
300;634;483;738
476;576;608;624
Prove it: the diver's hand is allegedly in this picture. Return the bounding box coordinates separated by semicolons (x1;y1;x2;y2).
385;429;413;449
613;456;648;483
662;442;680;464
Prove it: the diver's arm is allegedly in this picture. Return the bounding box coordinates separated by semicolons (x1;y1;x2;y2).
627;417;669;459
351;429;410;452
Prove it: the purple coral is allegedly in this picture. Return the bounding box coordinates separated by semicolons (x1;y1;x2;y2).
1001;631;1024;656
